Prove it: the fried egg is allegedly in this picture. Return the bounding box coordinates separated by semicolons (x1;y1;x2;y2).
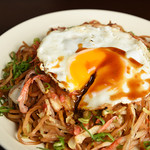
37;21;150;110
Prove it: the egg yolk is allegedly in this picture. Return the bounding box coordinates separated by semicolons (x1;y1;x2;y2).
68;47;150;109
67;47;126;92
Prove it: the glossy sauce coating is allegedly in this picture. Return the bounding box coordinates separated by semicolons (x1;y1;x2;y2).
75;47;150;109
85;47;126;96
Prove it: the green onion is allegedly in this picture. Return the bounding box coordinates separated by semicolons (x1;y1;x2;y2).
3;62;13;73
35;66;40;74
143;141;150;150
26;123;31;134
92;110;98;115
95;116;105;125
0;97;7;105
8;51;32;80
102;109;113;116
12;60;30;79
20;61;30;71
3;72;10;79
1;51;32;81
2;50;33;81
83;110;91;119
53;136;65;150
117;144;123;149
13;70;21;79
78;118;90;124
91;142;94;147
9;51;16;61
80;123;114;142
34;38;40;44
44;83;51;90
37;147;50;150
0;85;12;90
93;132;114;142
80;123;94;139
27;56;32;62
0;106;12;113
130;31;135;35
0;106;12;116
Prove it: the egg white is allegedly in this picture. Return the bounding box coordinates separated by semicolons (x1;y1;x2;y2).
37;23;150;109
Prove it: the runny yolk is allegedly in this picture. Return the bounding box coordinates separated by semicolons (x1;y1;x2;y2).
66;46;150;110
67;47;126;92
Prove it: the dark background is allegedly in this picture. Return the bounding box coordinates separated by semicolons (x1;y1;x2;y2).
0;0;150;149
0;0;150;35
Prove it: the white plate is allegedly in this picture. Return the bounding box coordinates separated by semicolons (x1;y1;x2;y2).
0;9;150;150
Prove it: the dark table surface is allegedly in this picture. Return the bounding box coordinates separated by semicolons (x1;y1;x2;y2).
0;0;150;149
0;0;150;36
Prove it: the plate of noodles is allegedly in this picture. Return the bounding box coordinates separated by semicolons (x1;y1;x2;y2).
0;9;150;150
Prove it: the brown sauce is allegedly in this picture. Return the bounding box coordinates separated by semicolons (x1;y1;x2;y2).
77;47;150;108
51;56;64;69
76;43;87;53
51;63;60;68
129;58;143;68
60;81;68;88
85;47;126;95
110;70;149;100
58;56;64;61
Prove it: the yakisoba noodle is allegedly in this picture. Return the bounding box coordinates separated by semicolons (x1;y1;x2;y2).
1;21;150;150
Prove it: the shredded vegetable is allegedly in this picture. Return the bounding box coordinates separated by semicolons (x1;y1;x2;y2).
143;141;150;150
95;116;105;125
37;147;50;150
0;106;12;116
53;136;65;150
93;132;114;142
78;118;90;124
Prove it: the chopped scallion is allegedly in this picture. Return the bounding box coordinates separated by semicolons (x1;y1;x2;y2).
117;144;123;149
35;66;40;74
83;110;91;119
102;109;113;116
34;38;40;44
44;83;51;90
0;106;12;116
0;85;12;90
95;116;105;125
93;132;114;142
3;72;10;79
9;51;16;61
0;97;7;105
80;123;114;142
143;141;150;150
12;60;30;79
80;123;94;139
37;147;50;150
78;118;90;124
27;56;32;62
53;136;65;150
130;31;135;35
